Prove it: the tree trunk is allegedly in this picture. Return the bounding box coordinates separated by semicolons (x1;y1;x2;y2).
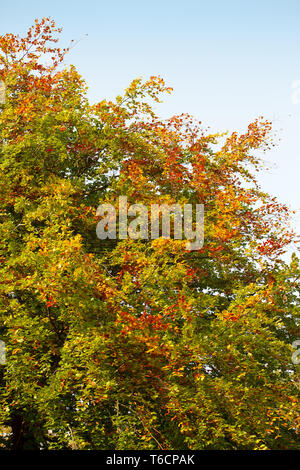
11;414;25;450
11;413;40;450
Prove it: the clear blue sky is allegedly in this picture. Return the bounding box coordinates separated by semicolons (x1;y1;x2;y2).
2;0;300;249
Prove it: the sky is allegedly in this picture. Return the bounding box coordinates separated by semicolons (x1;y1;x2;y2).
1;0;300;251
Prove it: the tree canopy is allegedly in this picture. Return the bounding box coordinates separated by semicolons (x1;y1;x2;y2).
0;18;299;450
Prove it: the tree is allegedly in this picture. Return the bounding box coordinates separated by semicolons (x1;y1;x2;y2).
0;18;299;450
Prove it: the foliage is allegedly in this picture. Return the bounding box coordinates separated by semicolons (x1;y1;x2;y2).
0;19;299;449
